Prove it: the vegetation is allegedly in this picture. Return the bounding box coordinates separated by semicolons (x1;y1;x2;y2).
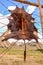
0;46;43;65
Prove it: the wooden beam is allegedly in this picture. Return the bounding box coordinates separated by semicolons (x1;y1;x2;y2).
13;0;43;8
38;0;43;38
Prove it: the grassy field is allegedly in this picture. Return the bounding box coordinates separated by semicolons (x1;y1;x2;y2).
0;44;43;65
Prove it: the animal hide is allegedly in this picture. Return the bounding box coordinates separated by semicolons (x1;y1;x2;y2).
2;6;38;42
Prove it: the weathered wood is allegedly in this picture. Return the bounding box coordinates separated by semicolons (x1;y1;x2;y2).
24;40;26;62
13;0;43;8
38;0;43;38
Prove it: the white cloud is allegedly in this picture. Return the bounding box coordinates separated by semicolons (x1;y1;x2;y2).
38;33;42;39
29;39;36;43
8;5;36;14
8;38;17;43
0;13;10;36
0;18;9;25
38;39;43;43
7;39;29;45
26;5;36;14
0;13;3;16
8;6;16;11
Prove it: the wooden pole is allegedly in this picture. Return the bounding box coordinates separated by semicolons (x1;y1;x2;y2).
13;0;43;8
38;0;43;38
22;15;26;61
24;40;26;62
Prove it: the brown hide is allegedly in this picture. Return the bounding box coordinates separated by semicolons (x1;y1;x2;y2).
2;6;38;42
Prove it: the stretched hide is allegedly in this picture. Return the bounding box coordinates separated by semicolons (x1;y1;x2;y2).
2;6;38;42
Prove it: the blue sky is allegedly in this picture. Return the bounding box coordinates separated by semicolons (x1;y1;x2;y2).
0;0;43;37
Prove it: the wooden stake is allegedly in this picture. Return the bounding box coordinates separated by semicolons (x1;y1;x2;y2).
24;40;26;62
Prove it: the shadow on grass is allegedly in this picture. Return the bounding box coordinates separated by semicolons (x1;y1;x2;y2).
36;49;43;53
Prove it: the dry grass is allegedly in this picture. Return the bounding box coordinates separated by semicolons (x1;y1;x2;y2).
0;43;43;65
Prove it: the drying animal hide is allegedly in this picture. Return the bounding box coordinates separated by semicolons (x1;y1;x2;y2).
2;6;38;42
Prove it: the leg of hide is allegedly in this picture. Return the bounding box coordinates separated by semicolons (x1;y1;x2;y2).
2;33;15;41
33;35;41;48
